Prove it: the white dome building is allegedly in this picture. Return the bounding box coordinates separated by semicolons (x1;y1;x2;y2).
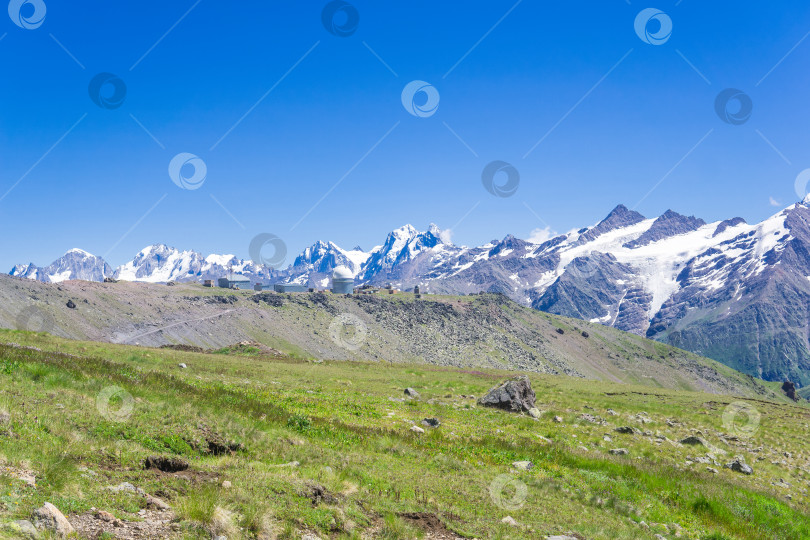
332;266;355;294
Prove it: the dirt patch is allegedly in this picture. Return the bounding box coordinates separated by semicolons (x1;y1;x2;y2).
144;456;188;473
303;482;338;506
399;512;455;536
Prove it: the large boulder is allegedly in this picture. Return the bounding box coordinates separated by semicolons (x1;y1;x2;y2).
477;376;536;413
782;381;797;401
32;502;73;537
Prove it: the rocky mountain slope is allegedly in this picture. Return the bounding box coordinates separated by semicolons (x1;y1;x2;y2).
0;274;782;400
10;201;810;386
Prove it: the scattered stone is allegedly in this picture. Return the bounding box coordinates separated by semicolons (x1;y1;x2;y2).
707;467;719;474
410;426;425;434
478;376;536;413
0;410;10;425
726;459;753;475
606;409;618;416
404;388;420;398
552;416;563;423
512;461;534;471
421;418;440;428
65;300;76;309
609;448;629;456
221;480;232;489
144;455;189;473
32;502;74;537
107;482;143;494
528;407;542;419
501;516;519;526
581;331;589;338
614;426;639;435
555;328;564;335
579;413;605;425
178;363;187;369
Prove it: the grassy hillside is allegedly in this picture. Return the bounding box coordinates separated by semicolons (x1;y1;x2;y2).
0;276;782;399
0;329;808;539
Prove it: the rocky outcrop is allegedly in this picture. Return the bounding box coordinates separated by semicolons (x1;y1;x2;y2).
32;502;74;537
478;376;536;413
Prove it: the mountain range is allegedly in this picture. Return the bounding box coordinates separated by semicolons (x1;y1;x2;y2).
10;202;810;386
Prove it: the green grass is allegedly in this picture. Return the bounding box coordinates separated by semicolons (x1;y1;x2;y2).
0;328;808;539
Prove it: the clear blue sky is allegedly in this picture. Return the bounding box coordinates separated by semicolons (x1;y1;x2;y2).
2;1;810;269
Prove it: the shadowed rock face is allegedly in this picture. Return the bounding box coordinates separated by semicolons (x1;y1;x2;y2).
478;376;536;413
782;381;798;401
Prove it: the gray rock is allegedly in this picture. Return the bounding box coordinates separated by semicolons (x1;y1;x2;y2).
32;502;73;537
726;459;753;475
528;407;542;419
404;387;420;398
552;415;563;423
178;363;188;369
501;516;519;526
512;461;534;470
0;410;10;425
410;426;425;434
609;448;629;456
680;436;707;446
478;376;536;413
614;426;639;435
421;418;440;428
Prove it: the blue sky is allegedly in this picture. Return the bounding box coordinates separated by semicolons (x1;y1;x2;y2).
2;0;810;270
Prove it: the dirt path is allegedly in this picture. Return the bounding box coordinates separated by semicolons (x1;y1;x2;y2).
114;309;237;344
